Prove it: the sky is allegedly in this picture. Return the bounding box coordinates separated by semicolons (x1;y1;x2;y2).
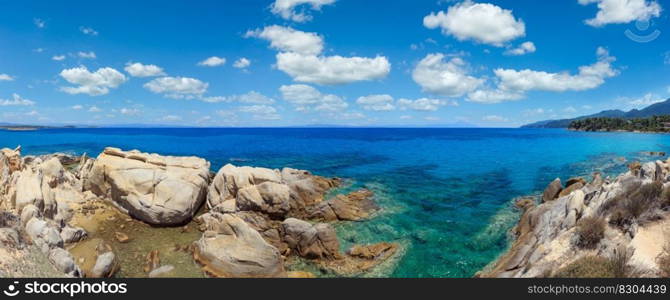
0;0;669;127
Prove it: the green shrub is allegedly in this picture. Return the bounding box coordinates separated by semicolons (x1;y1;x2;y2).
576;216;606;249
554;256;615;278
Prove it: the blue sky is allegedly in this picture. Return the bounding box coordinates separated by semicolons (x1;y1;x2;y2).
0;0;668;127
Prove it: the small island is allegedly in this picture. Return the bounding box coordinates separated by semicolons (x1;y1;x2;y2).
569;115;670;133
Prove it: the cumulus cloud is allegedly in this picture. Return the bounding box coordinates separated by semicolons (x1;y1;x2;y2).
276;52;390;85
34;18;46;28
59;66;127;96
245;25;323;55
423;1;526;46
71;104;83;110
466;47;618;103
144;76;209;99
233;58;251;69
80;26;99;36
412;53;483;97
202;91;275;104
248;26;390;85
579;0;662;27
77;51;96;59
88;106;102;112
161;115;182;122
356;94;395;111
279;84;348;112
0;94;35;106
397;98;457;112
197;56;226;67
505;41;536;56
482;115;508;122
52;55;66;61
494;47;618;92
120;107;141;116
239;105;281;120
0;74;14;81
124;62;166;77
270;0;336;22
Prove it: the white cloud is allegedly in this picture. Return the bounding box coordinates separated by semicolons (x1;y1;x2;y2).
249;26;390;85
233;58;251;69
276;52;390;85
505;41;536;56
0;94;35;106
88;106;102;112
80;26;99;36
120;107;141;116
77;51;96;59
34;18;45;28
144;76;208;99
124;62;166;77
0;74;14;81
71;104;83;110
279;84;348;112
482;115;508;122
579;0;662;27
467;89;524;103
59;67;127;96
197;56;226;67
239;105;281;120
161;115;182;122
563;106;577;113
52;55;66;61
25;110;39;117
626;93;664;108
356;94;395;111
412;53;483;97
202;91;275;104
270;0;336;22
423;1;526;46
494;47;618;93
245;25;323;55
397;98;457;112
523;108;545;116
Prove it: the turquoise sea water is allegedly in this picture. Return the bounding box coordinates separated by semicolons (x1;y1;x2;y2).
2;127;669;277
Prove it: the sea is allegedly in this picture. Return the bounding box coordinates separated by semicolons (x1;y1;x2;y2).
2;127;669;277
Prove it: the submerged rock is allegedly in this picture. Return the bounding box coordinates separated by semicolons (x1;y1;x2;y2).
84;147;210;225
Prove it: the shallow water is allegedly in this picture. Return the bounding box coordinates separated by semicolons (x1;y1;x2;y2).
3;127;669;277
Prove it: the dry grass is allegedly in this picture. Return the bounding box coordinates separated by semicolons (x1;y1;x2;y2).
576;216;606;249
554;256;616;278
602;182;667;228
658;242;670;278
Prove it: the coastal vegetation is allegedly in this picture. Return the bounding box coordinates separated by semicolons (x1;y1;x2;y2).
569;115;670;132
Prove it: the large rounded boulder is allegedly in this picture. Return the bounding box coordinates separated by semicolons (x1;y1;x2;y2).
84;147;210;225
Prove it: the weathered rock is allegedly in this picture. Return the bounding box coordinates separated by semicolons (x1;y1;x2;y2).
60;226;88;244
628;161;642;176
542;178;562;202
148;265;175;278
565;177;586;188
114;232;130;243
193;213;285;277
329;189;377;221
319;243;399;276
0;146;22;174
20;204;41;227
558;182;583;198
0;228;20;248
84;147;210;225
236;182;290;217
14;168;44;212
48;248;79;276
91;252;116;278
207;164;283;209
143;250;160;273
281;218;340;259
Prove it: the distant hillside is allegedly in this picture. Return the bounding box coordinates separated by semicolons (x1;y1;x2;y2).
522;98;670;128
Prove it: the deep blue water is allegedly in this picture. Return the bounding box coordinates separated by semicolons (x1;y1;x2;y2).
2;127;670;277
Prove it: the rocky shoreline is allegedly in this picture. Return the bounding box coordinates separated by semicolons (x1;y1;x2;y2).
0;146;399;278
478;159;670;278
